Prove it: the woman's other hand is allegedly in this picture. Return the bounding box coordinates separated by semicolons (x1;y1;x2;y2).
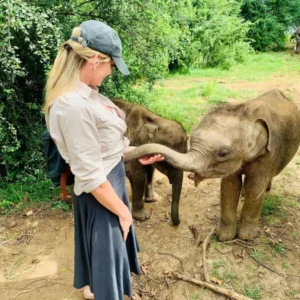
138;154;164;165
118;207;133;241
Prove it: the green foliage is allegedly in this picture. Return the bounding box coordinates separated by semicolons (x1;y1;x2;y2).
262;194;283;217
190;293;201;300
211;259;237;284
250;249;263;262
192;0;252;68
241;0;300;51
284;290;297;297
52;201;71;211
244;285;262;300
0;178;60;213
0;0;63;181
273;243;286;256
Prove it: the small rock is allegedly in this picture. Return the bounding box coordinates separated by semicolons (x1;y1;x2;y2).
12;250;21;255
26;210;33;217
235;259;244;264
8;221;16;228
287;222;294;228
32;258;40;264
31;221;39;228
294;294;300;299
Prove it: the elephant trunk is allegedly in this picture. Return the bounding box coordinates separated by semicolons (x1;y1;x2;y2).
125;143;199;172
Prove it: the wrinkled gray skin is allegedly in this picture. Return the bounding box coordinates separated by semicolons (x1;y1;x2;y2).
125;90;300;241
112;99;187;225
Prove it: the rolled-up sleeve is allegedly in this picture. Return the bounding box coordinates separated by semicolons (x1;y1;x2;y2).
58;104;106;194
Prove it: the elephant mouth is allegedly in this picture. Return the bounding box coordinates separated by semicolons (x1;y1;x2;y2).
194;171;227;187
194;173;205;187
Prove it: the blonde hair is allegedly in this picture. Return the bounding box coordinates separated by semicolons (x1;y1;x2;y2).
42;27;111;113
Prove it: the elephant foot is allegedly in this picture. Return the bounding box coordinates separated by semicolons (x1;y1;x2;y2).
132;208;151;221
217;221;237;241
238;222;260;240
145;191;160;203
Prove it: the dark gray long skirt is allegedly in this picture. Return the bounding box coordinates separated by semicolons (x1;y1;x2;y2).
73;160;141;300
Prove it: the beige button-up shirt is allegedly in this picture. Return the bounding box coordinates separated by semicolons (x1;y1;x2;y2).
46;81;130;196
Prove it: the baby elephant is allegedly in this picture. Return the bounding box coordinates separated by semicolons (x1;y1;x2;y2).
113;99;187;225
125;90;300;240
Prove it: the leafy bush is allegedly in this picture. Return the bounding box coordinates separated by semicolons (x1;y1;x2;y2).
0;0;63;181
192;0;252;68
241;0;300;51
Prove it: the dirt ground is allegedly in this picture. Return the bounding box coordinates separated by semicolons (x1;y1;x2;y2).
1;55;300;300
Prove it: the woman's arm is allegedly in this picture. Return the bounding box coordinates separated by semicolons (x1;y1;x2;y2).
91;180;132;241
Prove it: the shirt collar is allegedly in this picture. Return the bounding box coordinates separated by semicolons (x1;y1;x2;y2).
74;81;96;99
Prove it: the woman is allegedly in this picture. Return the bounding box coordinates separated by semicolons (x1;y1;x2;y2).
43;20;163;300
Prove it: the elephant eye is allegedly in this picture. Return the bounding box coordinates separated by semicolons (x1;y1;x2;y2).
217;149;231;161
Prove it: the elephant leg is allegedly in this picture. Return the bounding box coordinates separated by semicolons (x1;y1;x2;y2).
145;166;159;203
168;169;184;226
238;174;270;240
129;161;151;221
217;173;242;242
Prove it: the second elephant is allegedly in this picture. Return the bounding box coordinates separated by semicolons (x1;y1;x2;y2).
113;99;187;225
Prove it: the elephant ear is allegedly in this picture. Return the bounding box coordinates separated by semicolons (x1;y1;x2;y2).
135;122;159;146
255;118;272;152
250;89;292;153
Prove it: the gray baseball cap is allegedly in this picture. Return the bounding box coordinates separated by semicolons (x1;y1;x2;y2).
71;20;129;75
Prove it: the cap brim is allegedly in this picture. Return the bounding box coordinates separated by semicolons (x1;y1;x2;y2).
112;56;130;75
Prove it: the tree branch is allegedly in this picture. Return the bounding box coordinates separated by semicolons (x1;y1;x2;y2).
168;271;253;300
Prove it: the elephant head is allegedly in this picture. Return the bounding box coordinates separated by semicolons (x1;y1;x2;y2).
125;90;295;185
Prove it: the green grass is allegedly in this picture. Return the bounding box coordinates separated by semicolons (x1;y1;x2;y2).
0;178;62;213
250;249;264;262
190;293;201;300
137;51;299;133
266;241;286;257
244;285;262;300
211;259;237;284
143;80;253;132
166;52;300;82
284;290;297;297
262;194;284;217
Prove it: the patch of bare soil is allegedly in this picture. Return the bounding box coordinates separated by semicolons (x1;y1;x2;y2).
1;79;300;300
224;74;300;105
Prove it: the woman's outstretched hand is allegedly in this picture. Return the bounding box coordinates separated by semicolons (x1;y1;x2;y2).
124;146;164;165
138;154;164;165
